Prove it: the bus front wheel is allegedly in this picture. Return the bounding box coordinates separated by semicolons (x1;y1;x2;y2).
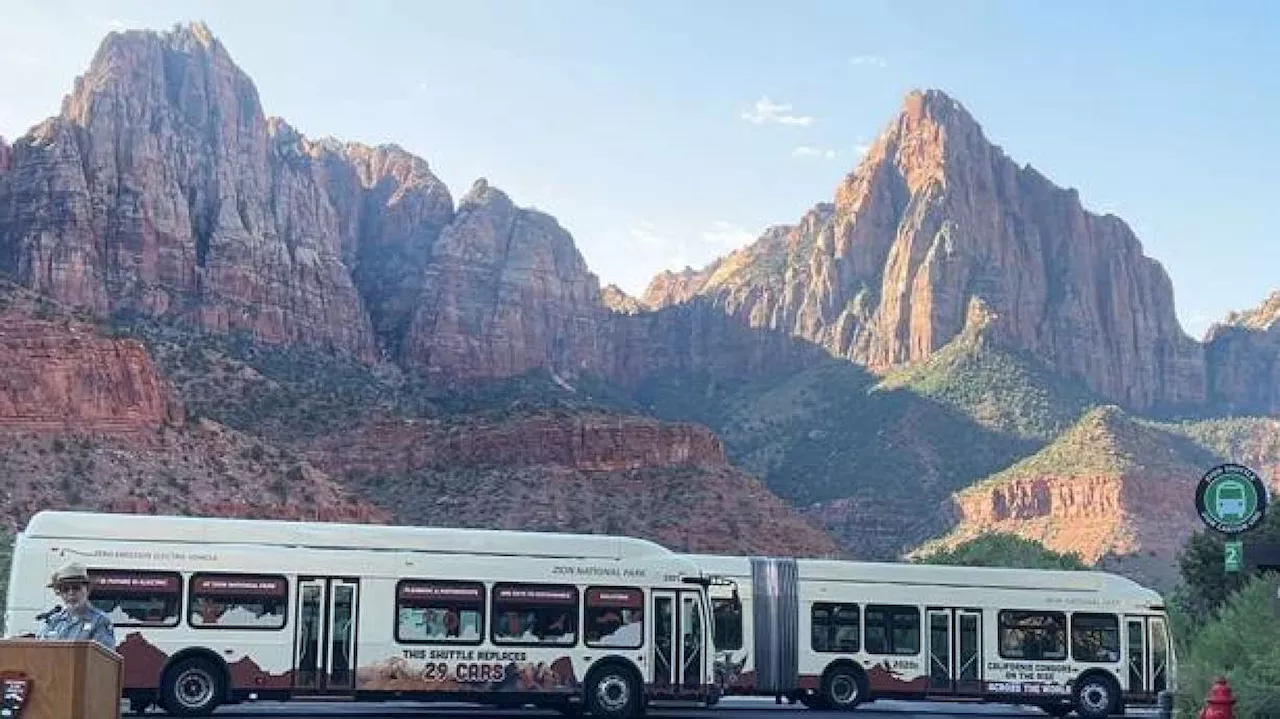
585;662;641;719
1072;673;1119;719
160;657;224;717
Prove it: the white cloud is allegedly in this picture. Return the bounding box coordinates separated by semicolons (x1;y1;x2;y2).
741;96;814;126
107;18;130;30
701;221;755;248
855;144;870;156
17;54;41;67
629;224;670;247
792;146;838;160
848;55;888;68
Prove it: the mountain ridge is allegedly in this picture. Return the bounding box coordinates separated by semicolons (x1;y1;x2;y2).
2;22;1278;581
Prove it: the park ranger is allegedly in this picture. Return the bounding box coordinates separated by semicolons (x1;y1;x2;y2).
35;561;115;649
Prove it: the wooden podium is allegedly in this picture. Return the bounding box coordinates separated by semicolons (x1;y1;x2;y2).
0;639;122;719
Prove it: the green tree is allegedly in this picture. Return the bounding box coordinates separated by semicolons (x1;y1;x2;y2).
917;533;1088;570
0;531;11;634
1174;574;1280;718
1177;509;1280;621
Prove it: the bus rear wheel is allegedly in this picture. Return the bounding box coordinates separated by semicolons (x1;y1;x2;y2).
160;657;224;716
1072;674;1118;719
585;662;641;719
821;666;865;711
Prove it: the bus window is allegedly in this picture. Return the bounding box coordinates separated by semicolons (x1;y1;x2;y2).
88;570;182;627
712;598;742;651
585;587;644;649
865;605;919;655
189;573;288;630
1070;613;1120;663
396;580;484;644
998;610;1066;661
812;602;859;653
491;583;578;646
1150;617;1170;692
1126;619;1145;690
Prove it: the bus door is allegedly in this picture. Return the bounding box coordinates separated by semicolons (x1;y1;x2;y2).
926;608;983;695
293;577;360;694
1125;615;1170;696
651;589;708;698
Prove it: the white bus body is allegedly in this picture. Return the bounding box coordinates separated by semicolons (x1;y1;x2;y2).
685;554;1175;719
3;511;719;717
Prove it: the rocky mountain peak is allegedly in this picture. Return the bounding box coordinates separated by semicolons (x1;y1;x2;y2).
650;84;1208;413
1218;291;1280;333
460;177;499;207
642;266;713;309
0;136;10;173
600;284;646;314
1203;291;1280;415
63;20;261;132
835;89;983;209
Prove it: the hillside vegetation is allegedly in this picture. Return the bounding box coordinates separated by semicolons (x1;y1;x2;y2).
0;531;10;634
916;533;1088;570
877;336;1101;442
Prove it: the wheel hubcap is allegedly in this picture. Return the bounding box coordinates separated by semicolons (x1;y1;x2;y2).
176;669;214;708
831;675;858;704
596;674;629;712
1081;683;1109;713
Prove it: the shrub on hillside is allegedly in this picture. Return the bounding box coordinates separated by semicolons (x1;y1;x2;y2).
0;531;11;634
1177;509;1280;621
917;533;1088;570
1173;574;1280;717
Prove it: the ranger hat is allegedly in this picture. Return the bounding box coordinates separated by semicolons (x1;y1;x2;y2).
47;561;90;588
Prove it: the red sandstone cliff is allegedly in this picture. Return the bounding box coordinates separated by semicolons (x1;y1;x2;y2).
1204;292;1280;415
0;24;463;363
303;412;843;558
404;179;608;380
646;90;1209;413
0;287;184;434
916;406;1230;583
306;412;726;474
0;285;387;531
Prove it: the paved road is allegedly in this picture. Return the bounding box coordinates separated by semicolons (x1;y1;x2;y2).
127;697;1161;718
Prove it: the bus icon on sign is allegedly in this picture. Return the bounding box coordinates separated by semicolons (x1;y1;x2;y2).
1216;480;1248;520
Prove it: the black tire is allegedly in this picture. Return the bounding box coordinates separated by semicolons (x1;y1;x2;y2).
160;657;224;717
1072;673;1118;719
585;662;641;719
821;665;866;711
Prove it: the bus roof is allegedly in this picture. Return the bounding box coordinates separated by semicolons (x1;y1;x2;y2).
22;511;675;561
684;553;1163;603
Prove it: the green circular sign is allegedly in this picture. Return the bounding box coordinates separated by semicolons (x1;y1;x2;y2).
1196;463;1268;534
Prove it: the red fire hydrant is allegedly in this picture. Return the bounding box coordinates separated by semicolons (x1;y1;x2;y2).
1198;676;1236;719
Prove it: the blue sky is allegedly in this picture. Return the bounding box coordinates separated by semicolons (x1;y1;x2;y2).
1;1;1275;338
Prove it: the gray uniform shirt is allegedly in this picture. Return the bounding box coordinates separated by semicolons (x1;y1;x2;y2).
36;605;116;649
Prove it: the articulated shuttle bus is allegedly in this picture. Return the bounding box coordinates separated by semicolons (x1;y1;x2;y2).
685;554;1175;718
3;511;720;717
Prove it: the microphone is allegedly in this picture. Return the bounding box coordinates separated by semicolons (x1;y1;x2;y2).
35;605;61;621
